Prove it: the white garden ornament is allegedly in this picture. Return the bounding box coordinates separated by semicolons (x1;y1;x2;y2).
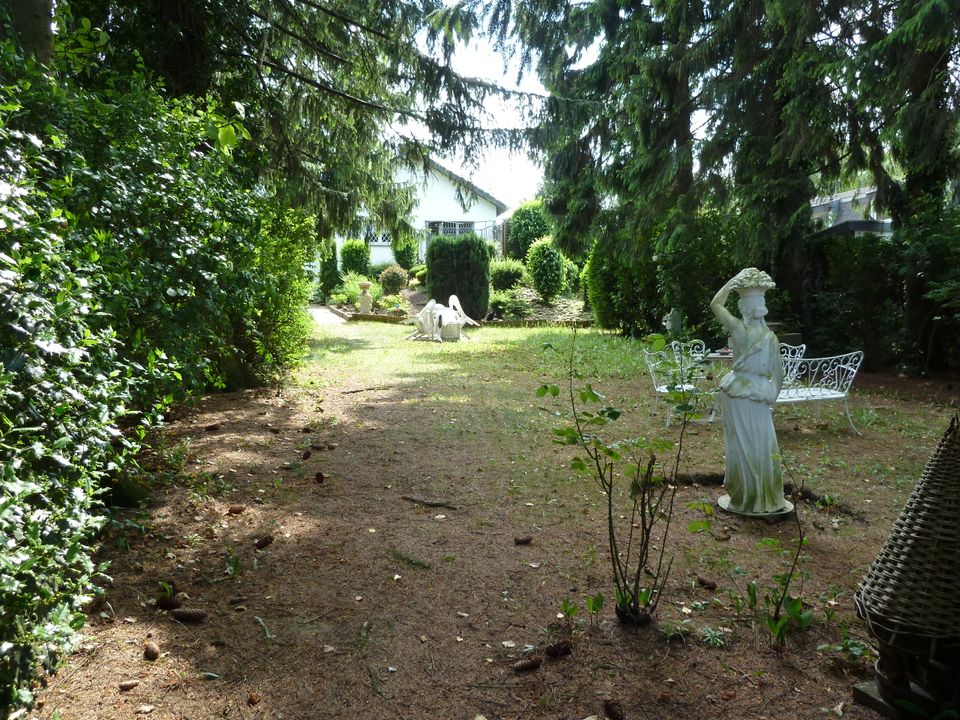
405;295;478;342
710;268;793;518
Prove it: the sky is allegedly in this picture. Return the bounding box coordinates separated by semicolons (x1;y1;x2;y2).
436;37;546;211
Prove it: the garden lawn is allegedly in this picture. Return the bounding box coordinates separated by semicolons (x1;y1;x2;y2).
36;321;957;720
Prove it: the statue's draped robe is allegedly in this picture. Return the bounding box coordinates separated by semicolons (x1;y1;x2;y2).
718;326;787;513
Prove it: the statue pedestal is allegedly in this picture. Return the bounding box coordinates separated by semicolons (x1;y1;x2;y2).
358;281;373;314
717;494;794;520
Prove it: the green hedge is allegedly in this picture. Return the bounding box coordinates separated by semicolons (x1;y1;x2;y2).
0;34;313;713
426;233;491;320
379;264;408;294
391;235;418;269
585;232;659;336
340;239;370;276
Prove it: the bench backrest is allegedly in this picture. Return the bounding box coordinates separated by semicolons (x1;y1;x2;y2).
792;350;864;394
779;343;807;387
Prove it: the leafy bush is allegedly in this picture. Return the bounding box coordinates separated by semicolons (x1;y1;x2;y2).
507;199;551;259
585;232;660;336
377;293;410;316
426;233;491;320
411;264;428;285
489;289;532;319
0;32;315;711
391;235;418;269
490;258;526;291
379;264;408;294
654;208;738;340
526;238;565;303
563;256;580;294
340;239;370;276
369;260;392;278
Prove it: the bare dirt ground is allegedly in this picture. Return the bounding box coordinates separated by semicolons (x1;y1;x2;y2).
31;321;958;720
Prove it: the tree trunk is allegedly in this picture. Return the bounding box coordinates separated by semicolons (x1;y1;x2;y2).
10;0;53;64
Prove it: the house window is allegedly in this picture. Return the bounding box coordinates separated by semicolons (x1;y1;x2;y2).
426;220;474;236
362;225;391;245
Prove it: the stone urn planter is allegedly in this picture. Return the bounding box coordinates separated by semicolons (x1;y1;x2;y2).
357;281;373;315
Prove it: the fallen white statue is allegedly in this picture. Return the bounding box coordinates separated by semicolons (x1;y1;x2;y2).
405;295;479;342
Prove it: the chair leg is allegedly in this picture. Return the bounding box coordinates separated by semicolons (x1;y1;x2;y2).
844;399;860;435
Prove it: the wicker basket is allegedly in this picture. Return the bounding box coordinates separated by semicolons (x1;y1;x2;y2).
855;414;960;652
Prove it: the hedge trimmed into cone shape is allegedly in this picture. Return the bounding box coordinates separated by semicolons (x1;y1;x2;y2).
425;233;490;321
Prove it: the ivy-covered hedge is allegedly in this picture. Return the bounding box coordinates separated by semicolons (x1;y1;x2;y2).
426;233;491;320
1;34;313;713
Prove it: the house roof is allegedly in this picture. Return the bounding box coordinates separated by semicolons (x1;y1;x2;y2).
427;159;509;216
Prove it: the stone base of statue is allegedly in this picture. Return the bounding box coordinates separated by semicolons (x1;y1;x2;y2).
718;494;794;520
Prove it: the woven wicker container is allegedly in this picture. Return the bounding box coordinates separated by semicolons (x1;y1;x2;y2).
855;415;960;652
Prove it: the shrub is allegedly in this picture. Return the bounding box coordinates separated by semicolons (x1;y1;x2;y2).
490;258;526;291
377;293;410;316
391;235;418;269
369;260;392;277
426;233;491;320
526;238;565;303
585;231;660;336
489;289;532;319
507;200;551;259
318;241;340;302
0;36;313;711
340;239;370;276
379;264;408;294
562;256;580;294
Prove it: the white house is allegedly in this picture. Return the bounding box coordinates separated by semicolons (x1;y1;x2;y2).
809;186;893;239
338;160;509;266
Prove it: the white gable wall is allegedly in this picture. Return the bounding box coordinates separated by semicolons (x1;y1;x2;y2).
335;165;504;270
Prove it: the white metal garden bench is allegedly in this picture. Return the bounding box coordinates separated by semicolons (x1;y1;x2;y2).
775;350;864;434
779;342;807;389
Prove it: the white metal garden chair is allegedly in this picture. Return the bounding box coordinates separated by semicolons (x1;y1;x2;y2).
643;347;710;426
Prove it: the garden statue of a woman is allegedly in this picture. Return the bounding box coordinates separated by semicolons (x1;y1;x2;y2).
710;268;793;517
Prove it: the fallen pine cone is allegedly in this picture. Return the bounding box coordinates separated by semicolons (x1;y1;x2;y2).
170;608;207;623
156;594;182;611
119;680;140;692
143;641;160;661
513;536;533;546
544;639;572;658
302;450;312;460
512;656;542;673
696;575;717;591
227;504;246;515
204;423;222;432
254;535;273;550
315;471;329;483
603;698;625;720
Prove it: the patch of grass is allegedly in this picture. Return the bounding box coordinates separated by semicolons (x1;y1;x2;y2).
389;547;431;570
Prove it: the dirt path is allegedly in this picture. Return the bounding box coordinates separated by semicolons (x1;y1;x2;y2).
33;320;954;720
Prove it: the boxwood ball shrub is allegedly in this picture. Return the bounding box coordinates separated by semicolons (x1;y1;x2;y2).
490;258;526;291
426;233;491;320
526;238;565;303
507;199;551;260
340;239;370;276
379;264;408;294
